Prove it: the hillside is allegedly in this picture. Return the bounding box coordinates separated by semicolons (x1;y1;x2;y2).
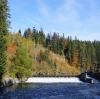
3;32;80;80
33;44;80;76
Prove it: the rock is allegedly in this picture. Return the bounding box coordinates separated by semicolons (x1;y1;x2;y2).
0;77;28;88
0;77;19;88
3;77;14;86
79;73;93;83
19;77;28;82
13;78;19;83
86;78;93;83
80;73;87;81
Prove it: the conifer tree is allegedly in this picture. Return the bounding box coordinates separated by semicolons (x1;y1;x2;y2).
52;32;58;54
67;36;72;64
24;28;32;39
0;0;10;81
38;28;45;46
18;29;21;36
46;33;51;49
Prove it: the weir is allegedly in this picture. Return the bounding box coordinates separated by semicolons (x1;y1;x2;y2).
26;77;82;83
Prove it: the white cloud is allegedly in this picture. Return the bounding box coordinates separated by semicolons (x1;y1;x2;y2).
25;17;40;26
36;0;50;18
9;0;100;40
39;6;50;17
55;0;83;25
43;22;58;33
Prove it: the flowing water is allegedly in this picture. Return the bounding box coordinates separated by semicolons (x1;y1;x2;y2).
26;77;82;83
0;77;100;99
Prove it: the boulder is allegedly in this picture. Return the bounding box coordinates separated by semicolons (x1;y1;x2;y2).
0;77;19;88
80;73;87;81
4;77;14;86
79;73;93;83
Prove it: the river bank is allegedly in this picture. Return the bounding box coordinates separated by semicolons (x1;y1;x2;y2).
0;77;28;88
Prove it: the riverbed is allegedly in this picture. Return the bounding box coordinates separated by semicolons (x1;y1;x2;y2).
0;77;100;99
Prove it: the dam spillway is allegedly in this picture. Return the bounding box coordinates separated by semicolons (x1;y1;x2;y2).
26;77;82;83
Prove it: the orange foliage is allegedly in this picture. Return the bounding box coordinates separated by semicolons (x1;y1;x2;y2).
28;45;34;58
7;43;17;54
55;58;59;64
60;65;65;72
12;43;17;50
29;45;33;50
71;50;78;67
49;51;53;57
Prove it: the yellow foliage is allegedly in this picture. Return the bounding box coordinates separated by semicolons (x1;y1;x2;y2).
5;32;80;78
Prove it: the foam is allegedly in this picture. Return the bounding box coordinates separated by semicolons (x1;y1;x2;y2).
26;77;82;83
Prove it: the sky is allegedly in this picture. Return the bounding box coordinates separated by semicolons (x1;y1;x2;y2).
8;0;100;41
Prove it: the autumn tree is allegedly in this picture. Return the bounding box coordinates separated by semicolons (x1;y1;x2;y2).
11;44;33;79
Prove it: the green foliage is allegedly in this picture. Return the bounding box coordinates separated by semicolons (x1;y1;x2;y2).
51;32;59;54
37;50;50;63
24;28;32;39
23;26;100;73
64;37;100;72
0;0;10;81
12;44;33;79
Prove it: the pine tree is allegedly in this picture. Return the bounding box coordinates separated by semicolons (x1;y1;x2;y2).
51;32;58;54
46;33;51;48
32;27;39;47
18;29;21;36
24;28;32;39
0;0;10;81
67;36;72;64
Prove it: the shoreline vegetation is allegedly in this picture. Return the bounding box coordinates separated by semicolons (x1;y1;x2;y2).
3;29;100;86
0;0;100;88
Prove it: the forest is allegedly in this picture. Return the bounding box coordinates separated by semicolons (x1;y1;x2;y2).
0;0;100;81
3;27;100;80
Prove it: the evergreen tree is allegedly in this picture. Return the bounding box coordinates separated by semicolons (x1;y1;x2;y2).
67;36;72;64
32;27;39;47
59;35;65;55
38;28;45;45
18;29;21;36
24;28;32;39
0;0;10;81
51;32;58;54
46;33;52;50
91;44;96;65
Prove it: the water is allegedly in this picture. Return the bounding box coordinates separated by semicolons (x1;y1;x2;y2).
26;77;82;83
0;77;100;99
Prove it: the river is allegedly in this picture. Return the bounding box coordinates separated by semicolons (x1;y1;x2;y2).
0;77;100;99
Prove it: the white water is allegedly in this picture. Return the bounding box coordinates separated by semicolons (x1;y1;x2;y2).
26;77;83;83
87;76;99;84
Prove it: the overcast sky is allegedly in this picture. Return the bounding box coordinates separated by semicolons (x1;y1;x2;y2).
8;0;100;41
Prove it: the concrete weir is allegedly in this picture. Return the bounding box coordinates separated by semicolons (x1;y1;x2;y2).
26;77;82;83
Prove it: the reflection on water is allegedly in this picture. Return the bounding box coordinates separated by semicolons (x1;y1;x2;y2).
0;82;100;99
1;83;38;93
1;82;83;93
